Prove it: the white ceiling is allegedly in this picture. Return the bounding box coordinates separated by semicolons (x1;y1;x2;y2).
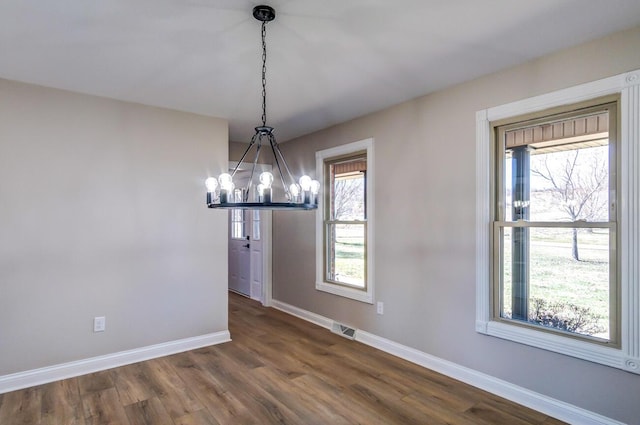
1;0;640;142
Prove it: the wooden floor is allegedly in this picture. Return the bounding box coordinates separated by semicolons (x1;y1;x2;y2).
0;292;566;424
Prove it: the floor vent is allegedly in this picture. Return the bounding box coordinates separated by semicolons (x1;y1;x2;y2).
331;322;357;340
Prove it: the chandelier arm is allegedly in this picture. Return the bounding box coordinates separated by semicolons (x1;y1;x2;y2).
246;139;263;201
271;139;298;188
231;133;259;178
268;133;291;198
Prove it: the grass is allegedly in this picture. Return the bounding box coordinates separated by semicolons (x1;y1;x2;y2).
332;225;365;286
502;227;610;337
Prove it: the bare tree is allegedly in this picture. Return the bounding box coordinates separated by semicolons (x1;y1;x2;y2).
333;176;365;219
531;147;608;260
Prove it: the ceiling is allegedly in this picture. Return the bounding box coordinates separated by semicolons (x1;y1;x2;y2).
1;0;640;142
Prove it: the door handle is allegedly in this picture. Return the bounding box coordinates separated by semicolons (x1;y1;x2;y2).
243;243;250;248
246;235;250;240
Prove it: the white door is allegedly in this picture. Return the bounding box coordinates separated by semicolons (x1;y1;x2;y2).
227;166;269;302
228;208;250;296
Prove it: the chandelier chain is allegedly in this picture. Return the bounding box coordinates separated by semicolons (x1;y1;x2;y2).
261;21;267;127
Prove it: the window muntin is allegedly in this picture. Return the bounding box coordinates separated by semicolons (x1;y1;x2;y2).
493;102;618;344
325;155;367;288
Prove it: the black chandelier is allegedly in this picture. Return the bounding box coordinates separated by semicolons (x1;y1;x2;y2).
205;5;318;210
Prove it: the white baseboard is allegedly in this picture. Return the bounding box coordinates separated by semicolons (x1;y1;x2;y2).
271;299;333;329
272;299;621;425
0;330;231;394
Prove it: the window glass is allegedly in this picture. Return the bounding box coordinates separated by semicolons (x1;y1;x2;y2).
326;223;365;287
331;166;366;221
253;210;261;241
499;226;611;339
231;209;245;240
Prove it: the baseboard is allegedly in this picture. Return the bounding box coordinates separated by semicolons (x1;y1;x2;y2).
271;299;333;330
0;330;231;394
271;299;621;425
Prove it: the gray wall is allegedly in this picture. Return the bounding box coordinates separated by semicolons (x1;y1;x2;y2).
273;27;640;423
0;79;229;375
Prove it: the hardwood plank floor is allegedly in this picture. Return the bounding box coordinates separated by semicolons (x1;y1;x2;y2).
0;293;567;424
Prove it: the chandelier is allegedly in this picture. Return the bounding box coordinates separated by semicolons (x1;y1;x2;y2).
205;5;319;210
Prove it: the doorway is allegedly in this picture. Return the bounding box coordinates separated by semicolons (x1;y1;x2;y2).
227;164;272;305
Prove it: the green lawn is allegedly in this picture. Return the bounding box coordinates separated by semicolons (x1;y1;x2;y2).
333;224;365;286
502;228;610;338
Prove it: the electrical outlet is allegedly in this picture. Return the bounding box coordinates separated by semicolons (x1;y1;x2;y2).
93;316;106;332
376;301;384;315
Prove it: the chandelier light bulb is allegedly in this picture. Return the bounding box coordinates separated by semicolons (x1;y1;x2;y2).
255;183;265;202
299;175;312;191
260;171;274;188
310;180;320;195
289;183;301;203
218;173;233;190
205;177;218;192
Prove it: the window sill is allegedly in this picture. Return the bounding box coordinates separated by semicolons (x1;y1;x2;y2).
476;320;639;374
316;280;373;304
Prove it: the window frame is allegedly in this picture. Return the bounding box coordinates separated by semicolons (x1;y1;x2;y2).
493;100;619;346
324;155;367;288
316;138;375;304
476;69;640;374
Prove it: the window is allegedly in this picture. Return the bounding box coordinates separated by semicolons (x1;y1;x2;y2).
253;210;261;241
476;69;640;374
231;209;245;240
495;101;617;344
316;138;374;303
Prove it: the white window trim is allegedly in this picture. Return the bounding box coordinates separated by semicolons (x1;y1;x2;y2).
476;69;640;374
315;138;375;304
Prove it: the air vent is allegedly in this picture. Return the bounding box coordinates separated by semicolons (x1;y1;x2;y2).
331;322;357;340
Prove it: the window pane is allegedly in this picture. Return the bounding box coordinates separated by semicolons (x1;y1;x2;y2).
231;209;245;240
500;226;610;340
530;146;609;222
330;158;366;221
327;223;365;287
253;210;260;241
504;113;610;223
